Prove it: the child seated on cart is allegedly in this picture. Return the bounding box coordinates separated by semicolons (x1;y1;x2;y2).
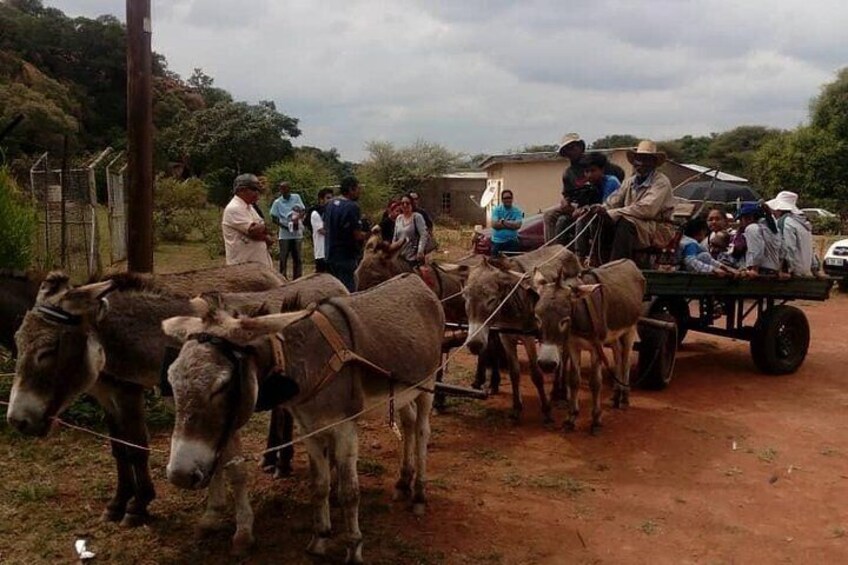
677;217;737;276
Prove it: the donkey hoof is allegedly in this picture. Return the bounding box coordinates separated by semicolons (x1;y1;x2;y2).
590;422;603;436
306;535;330;557
273;464;293;479
393;487;412;502
120;511;150;528
101;507;125;523
542;412;555;426
562;420;576;433
345;540;364;564
231;531;255;556
412;502;427;517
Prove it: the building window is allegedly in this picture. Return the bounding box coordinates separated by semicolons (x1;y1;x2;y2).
441;192;451;214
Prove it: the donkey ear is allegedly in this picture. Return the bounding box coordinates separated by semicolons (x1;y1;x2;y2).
190;296;212;317
59;280;116;315
162;316;205;342
36;271;72;303
227;309;311;344
572;283;601;298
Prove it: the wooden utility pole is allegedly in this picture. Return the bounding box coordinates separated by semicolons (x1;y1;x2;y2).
126;0;154;273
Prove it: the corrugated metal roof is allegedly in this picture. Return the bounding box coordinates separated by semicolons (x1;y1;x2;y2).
680;164;747;183
440;171;488;179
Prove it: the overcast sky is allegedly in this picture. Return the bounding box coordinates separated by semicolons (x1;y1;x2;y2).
57;0;846;161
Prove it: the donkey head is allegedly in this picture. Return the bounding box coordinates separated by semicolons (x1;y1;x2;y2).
161;309;308;489
462;259;531;355
8;273;114;436
533;267;601;373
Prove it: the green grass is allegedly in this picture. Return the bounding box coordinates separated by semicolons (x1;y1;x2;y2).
13;482;57;503
758;447;778;463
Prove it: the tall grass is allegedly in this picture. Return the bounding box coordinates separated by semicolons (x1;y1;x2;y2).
0;165;36;269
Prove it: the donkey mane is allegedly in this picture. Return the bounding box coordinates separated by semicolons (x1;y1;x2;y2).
100;272;177;296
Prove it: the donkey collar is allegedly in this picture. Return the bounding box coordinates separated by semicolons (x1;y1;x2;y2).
36;304;83;326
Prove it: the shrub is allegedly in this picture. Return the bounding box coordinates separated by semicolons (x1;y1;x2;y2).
809;214;842;235
0;165;37;269
153;175;209;243
264;153;338;208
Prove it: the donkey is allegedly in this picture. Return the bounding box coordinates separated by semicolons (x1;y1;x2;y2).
5;270;335;529
463;245;582;423
0;269;44;355
355;244;506;395
194;273;348;476
162;274;443;562
534;259;645;433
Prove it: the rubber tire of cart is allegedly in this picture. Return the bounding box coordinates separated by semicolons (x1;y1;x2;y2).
636;316;678;390
750;305;810;375
648;297;689;345
839;278;848;293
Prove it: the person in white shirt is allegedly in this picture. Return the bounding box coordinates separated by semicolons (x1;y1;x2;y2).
310;188;334;273
221;174;273;268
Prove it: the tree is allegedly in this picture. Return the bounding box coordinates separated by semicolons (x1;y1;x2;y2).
704;125;781;177
521;144;558;153
674;134;714;163
263;153;339;209
810;67;848;140
160;99;301;177
751;127;848;205
590;134;639;149
187;68;232;108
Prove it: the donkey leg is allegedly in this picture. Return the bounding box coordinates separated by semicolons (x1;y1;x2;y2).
394;404;417;502
118;383;156;527
303;437;333;558
276;409;295;478
589;349;604;435
224;433;254;556
564;347;582;432
490;334;503;394
90;381;134;523
618;328;638;408
523;340;553;424
333;424;363;564
198;469;228;533
502;335;523;421
412;392;434;516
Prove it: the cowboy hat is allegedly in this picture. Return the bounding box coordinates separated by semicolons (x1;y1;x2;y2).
765;191;801;215
556;133;585;156
626;140;666;167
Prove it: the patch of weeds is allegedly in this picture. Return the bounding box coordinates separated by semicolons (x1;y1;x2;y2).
14;482;57;503
465;551;505;563
821;447;839;457
428;477;452;491
758;447;778;463
471;447;507;462
639;520;659;535
63;396;105;429
389;534;443;564
358;457;386;477
724;467;743;477
502;472;524;488
145;390;175;431
832;526;846;539
527;474;586;496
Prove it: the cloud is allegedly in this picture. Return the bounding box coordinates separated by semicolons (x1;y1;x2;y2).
53;0;847;160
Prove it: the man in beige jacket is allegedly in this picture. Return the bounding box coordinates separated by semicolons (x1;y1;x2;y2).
591;140;676;262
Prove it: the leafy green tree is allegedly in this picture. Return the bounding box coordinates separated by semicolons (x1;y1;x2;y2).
263;152;339;208
187;68;232;108
521;144;558;153
0;165;36;269
810;67;848;140
704;125;780;177
674;134;714;163
153;175;209;243
590;134;639;149
751;126;848;205
160;99;301;178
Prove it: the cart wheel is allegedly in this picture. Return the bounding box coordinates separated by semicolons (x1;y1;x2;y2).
750;305;810;375
636;319;678;390
649;298;689;344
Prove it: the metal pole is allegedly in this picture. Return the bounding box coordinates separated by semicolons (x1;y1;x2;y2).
60;135;69;269
126;0;154;273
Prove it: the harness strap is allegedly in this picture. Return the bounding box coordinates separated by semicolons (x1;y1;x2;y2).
270;333;286;374
311;310;393;379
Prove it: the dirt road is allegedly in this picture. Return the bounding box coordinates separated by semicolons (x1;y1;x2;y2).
1;296;847;563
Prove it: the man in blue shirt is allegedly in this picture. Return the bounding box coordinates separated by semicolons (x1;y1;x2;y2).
572;152;622;261
270;181;306;279
490;189;523;256
323;176;366;291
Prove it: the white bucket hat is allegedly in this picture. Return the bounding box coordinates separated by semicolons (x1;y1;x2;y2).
765;191;801;215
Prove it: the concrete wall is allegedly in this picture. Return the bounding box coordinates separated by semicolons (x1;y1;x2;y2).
419;176;487;225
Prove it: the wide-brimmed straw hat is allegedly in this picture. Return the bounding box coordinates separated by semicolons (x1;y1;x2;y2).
626;140;666;167
556;133;586;156
765;191;801;215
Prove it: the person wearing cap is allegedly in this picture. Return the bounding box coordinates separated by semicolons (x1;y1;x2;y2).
591;140;676;262
736;202;782;277
764;191;813;277
270;181;306;279
221;173;273;268
543;133;624;245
